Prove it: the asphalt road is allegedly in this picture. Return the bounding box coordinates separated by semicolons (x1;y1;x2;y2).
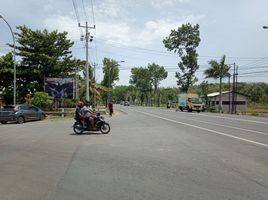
0;106;268;200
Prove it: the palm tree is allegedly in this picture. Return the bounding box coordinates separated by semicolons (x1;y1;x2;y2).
204;55;230;112
79;77;110;103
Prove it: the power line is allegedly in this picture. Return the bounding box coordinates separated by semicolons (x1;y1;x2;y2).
241;65;268;71
72;0;84;37
72;39;268;65
239;57;268;68
239;70;268;75
81;0;88;22
96;39;267;61
91;0;98;66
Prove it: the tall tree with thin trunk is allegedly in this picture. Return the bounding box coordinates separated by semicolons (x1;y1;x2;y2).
163;23;200;92
148;63;167;107
204;55;230;112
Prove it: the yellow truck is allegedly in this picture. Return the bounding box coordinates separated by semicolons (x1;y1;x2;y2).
178;93;204;112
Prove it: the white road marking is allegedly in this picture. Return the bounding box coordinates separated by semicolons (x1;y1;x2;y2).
136;110;268;148
152;111;268;136
198;113;268;125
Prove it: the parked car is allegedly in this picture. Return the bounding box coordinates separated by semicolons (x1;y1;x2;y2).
0;105;46;124
124;101;130;106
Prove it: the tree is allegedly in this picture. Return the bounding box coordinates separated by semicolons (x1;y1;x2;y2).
79;76;110;103
199;80;209;103
129;67;152;105
101;58;120;104
13;25;75;99
163;23;200;92
101;58;120;88
112;85;129;102
204;55;230;112
0;53;14;103
148;63;167;106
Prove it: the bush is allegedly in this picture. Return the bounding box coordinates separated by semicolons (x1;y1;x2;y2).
31;92;53;111
64;99;76;108
208;106;216;112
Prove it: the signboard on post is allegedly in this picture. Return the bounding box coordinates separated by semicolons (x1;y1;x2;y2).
45;78;73;99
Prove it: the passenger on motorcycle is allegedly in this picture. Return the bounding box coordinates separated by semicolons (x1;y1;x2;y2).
82;102;96;128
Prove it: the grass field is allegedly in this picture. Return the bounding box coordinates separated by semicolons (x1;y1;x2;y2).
246;104;268;117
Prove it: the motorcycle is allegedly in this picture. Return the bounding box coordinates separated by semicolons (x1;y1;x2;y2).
73;113;111;134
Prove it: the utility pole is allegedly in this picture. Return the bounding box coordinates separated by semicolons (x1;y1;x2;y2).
93;62;97;106
228;74;231;113
235;65;238;113
75;65;79;100
232;63;236;113
78;22;95;101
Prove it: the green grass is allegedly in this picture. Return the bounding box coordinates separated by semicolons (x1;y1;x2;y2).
247;104;268;113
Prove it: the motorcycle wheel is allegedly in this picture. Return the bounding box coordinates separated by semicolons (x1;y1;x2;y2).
100;122;110;134
73;123;84;134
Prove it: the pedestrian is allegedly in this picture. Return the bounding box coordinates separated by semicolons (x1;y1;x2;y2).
108;101;113;116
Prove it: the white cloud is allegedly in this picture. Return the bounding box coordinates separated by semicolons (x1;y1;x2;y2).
42;12;205;48
135;15;206;46
151;0;190;8
43;15;81;41
97;0;123;18
97;22;131;45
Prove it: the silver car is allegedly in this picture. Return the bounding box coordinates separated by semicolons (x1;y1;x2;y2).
0;105;46;124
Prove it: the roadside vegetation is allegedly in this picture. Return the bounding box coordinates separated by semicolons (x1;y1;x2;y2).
0;23;267;116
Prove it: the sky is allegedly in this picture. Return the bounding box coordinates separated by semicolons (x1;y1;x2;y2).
1;0;268;87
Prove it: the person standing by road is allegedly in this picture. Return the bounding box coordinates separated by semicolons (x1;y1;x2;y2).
108;101;113;116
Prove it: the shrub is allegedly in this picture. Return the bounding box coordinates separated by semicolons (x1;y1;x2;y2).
208;106;216;112
31;92;53;110
64;99;76;108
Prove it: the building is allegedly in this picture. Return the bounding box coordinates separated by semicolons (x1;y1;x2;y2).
207;91;248;112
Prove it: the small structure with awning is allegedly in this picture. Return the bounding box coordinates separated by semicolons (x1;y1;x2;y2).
207;91;248;112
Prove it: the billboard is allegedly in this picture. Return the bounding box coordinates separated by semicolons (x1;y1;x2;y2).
45;78;73;98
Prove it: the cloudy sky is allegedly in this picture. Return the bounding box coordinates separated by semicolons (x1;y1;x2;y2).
1;0;268;87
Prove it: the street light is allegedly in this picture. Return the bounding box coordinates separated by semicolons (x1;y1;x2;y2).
0;15;16;105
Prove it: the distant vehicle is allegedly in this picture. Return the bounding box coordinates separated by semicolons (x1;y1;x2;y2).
120;101;124;105
178;93;204;112
124;101;130;106
0;105;46;124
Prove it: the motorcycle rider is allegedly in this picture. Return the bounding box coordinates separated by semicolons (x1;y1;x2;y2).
75;101;85;128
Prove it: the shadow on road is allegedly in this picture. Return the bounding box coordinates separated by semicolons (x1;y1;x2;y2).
69;132;103;136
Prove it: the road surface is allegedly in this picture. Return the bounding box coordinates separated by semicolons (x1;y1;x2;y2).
0;106;268;200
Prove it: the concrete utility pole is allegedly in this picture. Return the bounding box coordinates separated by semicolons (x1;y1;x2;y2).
0;15;16;105
78;22;95;101
92;62;97;106
235;65;238;113
232;63;236;113
231;63;239;114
